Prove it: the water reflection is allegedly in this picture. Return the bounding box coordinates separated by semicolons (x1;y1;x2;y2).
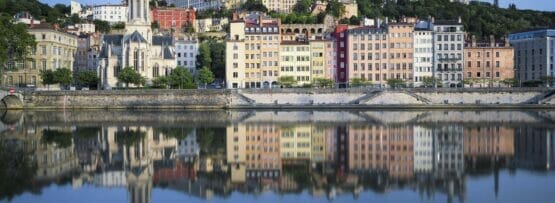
0;110;554;202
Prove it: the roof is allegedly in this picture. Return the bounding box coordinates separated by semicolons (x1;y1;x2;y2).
153;36;173;46
126;31;148;43
434;20;463;25
280;40;309;45
103;34;123;45
163;47;175;59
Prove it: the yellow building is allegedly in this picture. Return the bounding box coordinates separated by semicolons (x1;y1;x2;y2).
280;41;312;86
310;40;327;80
281;125;312;159
3;23;77;89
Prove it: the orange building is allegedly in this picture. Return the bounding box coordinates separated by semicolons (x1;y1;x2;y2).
464;36;514;87
348;125;414;180
464;126;515;168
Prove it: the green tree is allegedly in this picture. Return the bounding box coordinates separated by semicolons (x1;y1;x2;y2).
184;22;195;33
422;76;439;88
112;22;125;30
152;76;169;89
326;0;346;18
115;129;147;146
0;16;36;72
93;20;111;33
117;67;145;88
76;70;99;89
197;66;215;88
313;78;334;88
278;76;297;88
350;78;367;87
39;69;55;90
0;142;37;201
53;68;73;89
196;42;212;69
293;0;313;14
208;40;225;79
151;21;160;30
243;0;268;12
42;129;73;148
169;67;196;89
386;78;406;88
500;78;519;87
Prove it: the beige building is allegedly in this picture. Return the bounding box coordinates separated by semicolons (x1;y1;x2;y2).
225;14;281;88
464;36;515;87
263;0;298;13
310;40;327;80
280;40;312;86
3;23;77;89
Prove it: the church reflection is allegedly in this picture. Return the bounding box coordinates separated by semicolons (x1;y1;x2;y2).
1;110;555;202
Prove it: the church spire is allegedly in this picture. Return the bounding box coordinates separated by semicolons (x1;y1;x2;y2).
128;0;150;24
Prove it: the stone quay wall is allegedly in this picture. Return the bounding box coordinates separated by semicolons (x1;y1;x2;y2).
7;88;555;109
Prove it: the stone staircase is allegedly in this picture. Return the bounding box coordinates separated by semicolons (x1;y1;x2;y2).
230;90;256;106
403;91;432;104
349;90;383;104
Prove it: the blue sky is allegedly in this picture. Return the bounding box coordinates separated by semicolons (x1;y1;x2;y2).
40;0;555;11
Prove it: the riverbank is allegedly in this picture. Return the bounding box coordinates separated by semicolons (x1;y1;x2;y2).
3;88;555;110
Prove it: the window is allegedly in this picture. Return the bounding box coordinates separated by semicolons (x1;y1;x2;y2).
233;72;238;78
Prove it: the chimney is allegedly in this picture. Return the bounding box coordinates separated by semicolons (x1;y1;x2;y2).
232;12;239;21
431;17;435;23
490;35;495;47
472;35;477;47
504;37;509;47
458;16;462;24
53;23;60;30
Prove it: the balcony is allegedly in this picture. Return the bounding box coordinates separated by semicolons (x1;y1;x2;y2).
437;68;463;72
438;57;462;62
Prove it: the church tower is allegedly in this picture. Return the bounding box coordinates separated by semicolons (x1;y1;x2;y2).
125;0;151;41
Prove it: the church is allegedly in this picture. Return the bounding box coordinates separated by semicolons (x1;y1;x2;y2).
98;0;176;89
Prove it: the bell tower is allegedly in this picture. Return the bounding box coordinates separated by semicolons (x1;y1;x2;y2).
127;0;150;24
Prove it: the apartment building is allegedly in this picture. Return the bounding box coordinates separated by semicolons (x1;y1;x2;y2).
74;33;101;73
263;0;297;13
433;20;465;87
333;25;349;87
175;34;199;73
92;4;127;24
280;40;312;86
509;29;555;84
464;36;514;87
167;0;225;11
3;23;78;89
413;21;434;87
225;15;281;89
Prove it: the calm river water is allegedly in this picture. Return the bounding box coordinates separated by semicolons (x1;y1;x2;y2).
0;110;554;203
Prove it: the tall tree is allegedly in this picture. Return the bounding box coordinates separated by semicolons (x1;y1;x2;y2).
76;70;99;89
326;0;346;18
53;68;73;89
0;15;36;72
243;0;268;12
196;42;212;69
197;66;215;88
39;69;55;90
169;67;196;89
208;40;225;79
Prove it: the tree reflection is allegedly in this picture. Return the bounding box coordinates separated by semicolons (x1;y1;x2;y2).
115;128;146;146
41;129;73;148
155;127;193;140
0;142;37;201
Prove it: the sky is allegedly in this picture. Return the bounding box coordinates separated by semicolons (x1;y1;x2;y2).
39;0;555;12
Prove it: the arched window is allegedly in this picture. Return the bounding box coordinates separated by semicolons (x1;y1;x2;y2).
153;64;159;77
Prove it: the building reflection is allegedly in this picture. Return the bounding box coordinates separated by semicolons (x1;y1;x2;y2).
2;110;555;202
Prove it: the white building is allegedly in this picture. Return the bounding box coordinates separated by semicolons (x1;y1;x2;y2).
13;12;40;25
413;126;433;173
175;34;199;73
71;0;82;15
176;129;199;162
98;0;176;89
67;23;96;34
413;21;434;87
433;19;465;87
93;4;128;24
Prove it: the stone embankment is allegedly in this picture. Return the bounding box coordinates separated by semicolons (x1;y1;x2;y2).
2;88;555;109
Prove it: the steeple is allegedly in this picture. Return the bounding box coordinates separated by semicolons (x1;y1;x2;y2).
127;0;150;24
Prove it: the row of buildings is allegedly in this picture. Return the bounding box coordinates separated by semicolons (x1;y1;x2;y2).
225;14;525;88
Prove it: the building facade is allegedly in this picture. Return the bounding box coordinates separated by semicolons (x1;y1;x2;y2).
413;21;434;87
464;36;515;87
509;29;555;85
98;0;176;89
280;40;312;86
195;18;229;33
93;4;128;24
3;23;78;89
175;34;199;73
151;7;196;31
225;15;281;89
433;20;465;87
167;0;224;11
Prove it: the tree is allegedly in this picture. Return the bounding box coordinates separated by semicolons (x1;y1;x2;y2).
152;76;169;89
93;20;111;33
349;16;360;25
0;16;36;73
350;78;367;87
326;0;346;18
169;67;196;89
196;42;212;69
112;22;125;30
76;70;99;89
243;0;268;12
39;69;56;90
208;40;225;79
278;76;297;88
117;67;145;88
53;68;73;89
42;129;73;148
293;0;312;14
386;78;406;88
313;78;334;88
422;76;439;88
500;78;519;87
197;66;215;88
184;22;195;33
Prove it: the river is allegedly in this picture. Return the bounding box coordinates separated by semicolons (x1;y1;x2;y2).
0;110;554;203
